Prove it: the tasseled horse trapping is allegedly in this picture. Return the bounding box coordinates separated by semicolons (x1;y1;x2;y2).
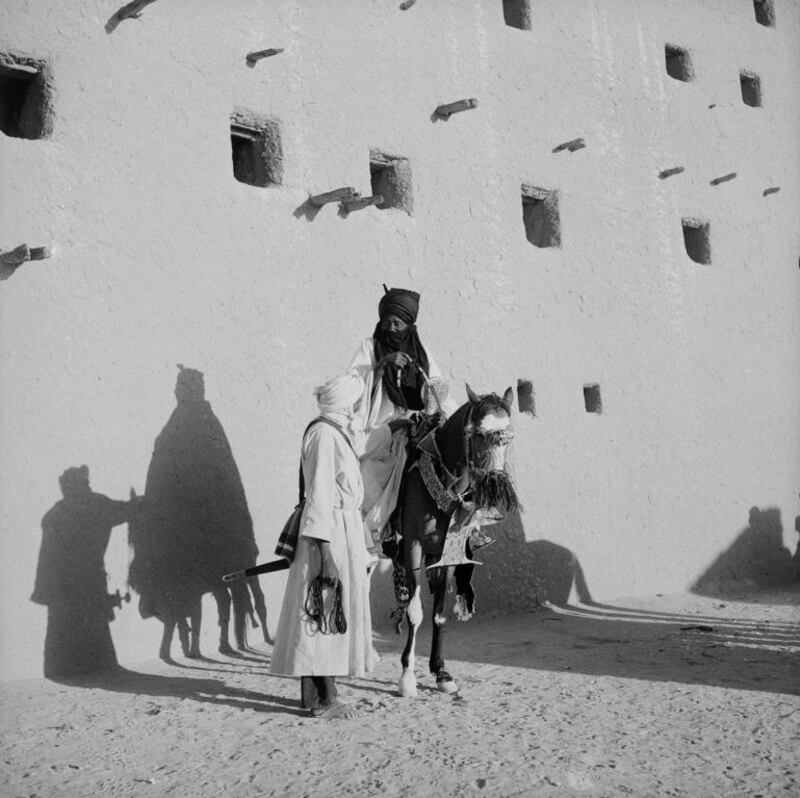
471;468;521;514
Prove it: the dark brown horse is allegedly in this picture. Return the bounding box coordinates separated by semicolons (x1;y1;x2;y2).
397;384;519;698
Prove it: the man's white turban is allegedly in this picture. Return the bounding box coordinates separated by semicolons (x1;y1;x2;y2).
314;372;364;413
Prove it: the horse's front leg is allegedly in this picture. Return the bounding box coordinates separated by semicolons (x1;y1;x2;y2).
429;565;458;694
229;581;252;651
212;585;235;655
398;537;423;698
187;595;202;659
158;617;176;661
248;577;274;645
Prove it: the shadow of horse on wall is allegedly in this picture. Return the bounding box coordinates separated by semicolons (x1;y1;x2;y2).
128;366;271;661
473;509;592;610
369;507;591;634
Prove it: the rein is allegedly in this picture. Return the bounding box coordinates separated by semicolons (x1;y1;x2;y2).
304;576;347;635
414;393;515;513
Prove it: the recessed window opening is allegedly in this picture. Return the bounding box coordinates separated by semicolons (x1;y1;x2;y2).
0;55;51;139
665;45;693;82
517;380;536;417
753;0;775;27
503;0;532;30
740;71;762;107
682;218;711;264
369;150;413;214
230;110;282;187
583;384;602;414
521;184;561;248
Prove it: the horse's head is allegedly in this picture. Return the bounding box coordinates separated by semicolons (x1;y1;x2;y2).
443;383;520;514
464;383;514;472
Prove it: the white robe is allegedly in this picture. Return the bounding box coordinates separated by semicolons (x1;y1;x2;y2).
270;419;376;678
348;337;453;431
348;337;456;542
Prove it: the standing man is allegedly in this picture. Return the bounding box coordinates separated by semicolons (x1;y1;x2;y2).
270;373;409;718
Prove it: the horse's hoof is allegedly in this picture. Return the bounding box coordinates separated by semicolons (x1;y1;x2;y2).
436;672;458;695
397;675;418;699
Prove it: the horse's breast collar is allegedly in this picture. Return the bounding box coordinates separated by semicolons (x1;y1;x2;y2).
416;451;458;514
416;429;440;459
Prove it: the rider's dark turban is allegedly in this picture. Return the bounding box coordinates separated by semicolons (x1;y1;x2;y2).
373;286;429;410
378;287;420;325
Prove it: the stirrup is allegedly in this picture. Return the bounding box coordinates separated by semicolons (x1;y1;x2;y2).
426;525;482;569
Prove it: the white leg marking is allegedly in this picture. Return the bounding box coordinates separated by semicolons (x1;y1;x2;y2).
407;585;423;627
398;584;422;698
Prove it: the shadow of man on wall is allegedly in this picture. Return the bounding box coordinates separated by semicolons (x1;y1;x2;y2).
692;506;796;600
31;466;134;680
128;366;270;662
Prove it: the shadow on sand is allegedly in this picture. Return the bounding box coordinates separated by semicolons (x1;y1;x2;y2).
49;662;307;717
423;590;800;698
372;509;799;698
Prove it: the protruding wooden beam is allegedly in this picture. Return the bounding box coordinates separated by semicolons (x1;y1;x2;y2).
0;243;51;281
762;186;781;196
308;187;358;208
246;48;285;67
399;0;418;9
340;195;383;213
105;0;159;34
710;172;737;186
434;98;478;119
29;246;51;260
552;137;586;154
658;166;685;179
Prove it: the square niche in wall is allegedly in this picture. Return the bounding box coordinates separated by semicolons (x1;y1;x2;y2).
583;384;602;414
369;150;413;214
0;54;53;139
503;0;532;30
665;44;693;82
740;71;762;107
521;184;561;248
517;379;536;417
682;217;711;264
753;0;775;27
230;110;283;187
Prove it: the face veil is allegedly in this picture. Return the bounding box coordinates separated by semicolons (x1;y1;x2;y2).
373;288;430;410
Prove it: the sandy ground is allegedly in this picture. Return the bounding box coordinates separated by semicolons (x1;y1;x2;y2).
1;586;798;798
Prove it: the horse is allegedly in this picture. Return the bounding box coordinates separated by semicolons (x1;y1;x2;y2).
397;383;519;698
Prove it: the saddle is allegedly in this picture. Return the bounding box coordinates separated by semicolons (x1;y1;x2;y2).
387;411;484;570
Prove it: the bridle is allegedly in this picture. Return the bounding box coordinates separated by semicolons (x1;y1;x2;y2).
463;400;515;475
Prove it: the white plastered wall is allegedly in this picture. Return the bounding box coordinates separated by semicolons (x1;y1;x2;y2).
1;0;798;680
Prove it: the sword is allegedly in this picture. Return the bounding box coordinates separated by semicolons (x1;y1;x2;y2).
223;559;290;582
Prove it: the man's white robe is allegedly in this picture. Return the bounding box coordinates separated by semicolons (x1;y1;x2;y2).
270;420;377;677
348;337;455;543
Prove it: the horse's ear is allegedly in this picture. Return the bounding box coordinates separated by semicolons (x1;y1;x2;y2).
502;386;514;409
465;383;481;404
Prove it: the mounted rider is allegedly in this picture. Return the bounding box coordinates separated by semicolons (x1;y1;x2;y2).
347;286;457;554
